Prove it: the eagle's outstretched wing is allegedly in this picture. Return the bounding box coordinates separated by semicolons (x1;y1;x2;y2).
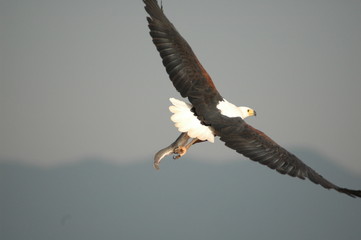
212;116;361;198
144;0;223;109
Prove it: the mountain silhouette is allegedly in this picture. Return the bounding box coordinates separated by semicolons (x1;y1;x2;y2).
1;148;360;240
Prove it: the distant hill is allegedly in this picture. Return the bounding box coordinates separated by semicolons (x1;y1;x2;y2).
1;148;361;240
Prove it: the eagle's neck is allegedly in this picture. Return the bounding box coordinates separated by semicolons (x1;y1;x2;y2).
216;99;244;118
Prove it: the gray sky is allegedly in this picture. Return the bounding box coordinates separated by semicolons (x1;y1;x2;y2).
1;0;361;175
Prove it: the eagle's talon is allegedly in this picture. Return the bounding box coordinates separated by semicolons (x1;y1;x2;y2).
173;146;187;159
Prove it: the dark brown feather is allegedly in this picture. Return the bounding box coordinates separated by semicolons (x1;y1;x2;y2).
214;120;361;198
144;0;222;105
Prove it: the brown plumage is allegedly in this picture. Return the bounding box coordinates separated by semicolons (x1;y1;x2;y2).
144;0;361;198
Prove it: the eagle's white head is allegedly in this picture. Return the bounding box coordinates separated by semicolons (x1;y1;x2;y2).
238;106;257;119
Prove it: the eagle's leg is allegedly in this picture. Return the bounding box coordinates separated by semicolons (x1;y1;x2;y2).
173;138;203;159
153;132;190;170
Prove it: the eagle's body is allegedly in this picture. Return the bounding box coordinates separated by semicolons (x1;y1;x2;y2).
169;98;255;143
153;98;256;168
143;0;361;198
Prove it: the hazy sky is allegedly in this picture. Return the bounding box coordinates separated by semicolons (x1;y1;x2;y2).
1;0;361;174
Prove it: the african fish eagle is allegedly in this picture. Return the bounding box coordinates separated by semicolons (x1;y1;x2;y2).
143;0;361;198
154;98;256;168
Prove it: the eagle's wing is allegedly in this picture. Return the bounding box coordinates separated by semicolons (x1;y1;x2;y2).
144;0;223;107
212;117;361;198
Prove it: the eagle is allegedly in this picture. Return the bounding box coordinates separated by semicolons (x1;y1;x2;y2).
154;98;256;167
143;0;361;198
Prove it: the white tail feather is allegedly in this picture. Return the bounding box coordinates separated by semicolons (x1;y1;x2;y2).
169;98;214;143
